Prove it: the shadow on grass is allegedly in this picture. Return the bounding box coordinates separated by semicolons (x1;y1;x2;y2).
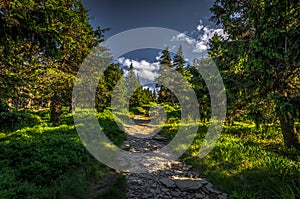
181;123;300;199
195;166;300;199
97;109;127;148
0;109;127;198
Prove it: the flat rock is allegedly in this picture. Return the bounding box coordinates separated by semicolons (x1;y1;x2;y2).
171;191;180;197
153;135;168;141
218;193;228;199
159;178;175;188
174;179;206;191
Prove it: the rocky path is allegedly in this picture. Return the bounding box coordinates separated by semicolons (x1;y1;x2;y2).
121;116;228;199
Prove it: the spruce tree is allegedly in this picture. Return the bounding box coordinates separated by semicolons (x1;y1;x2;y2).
0;0;104;125
156;47;177;104
173;44;185;75
210;0;300;148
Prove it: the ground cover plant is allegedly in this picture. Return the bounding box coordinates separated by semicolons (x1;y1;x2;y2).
0;108;126;198
160;104;300;199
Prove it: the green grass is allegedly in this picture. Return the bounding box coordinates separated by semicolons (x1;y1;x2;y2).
98;174;127;199
3;104;298;198
159;105;300;199
184;124;300;199
97;109;127;146
0;108;126;198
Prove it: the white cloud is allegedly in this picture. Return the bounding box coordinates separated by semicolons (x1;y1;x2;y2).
172;20;227;54
197;25;204;31
195;41;207;51
117;58;159;83
175;33;195;45
155;52;163;61
117;20;228;84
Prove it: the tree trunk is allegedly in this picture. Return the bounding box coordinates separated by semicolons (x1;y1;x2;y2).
69;98;75;113
279;111;300;149
50;96;62;126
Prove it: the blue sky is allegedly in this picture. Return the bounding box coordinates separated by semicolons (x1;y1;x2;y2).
82;0;215;36
81;0;225;84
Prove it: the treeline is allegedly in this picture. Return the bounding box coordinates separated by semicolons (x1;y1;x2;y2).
95;63;156;111
0;0;299;149
91;44;212;122
155;46;211;122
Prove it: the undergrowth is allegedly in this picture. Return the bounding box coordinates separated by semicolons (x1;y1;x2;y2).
160;104;300;199
0;108;126;198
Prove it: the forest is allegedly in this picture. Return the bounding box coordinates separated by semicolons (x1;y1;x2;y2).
0;0;299;198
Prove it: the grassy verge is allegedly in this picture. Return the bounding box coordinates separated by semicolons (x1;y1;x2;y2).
160;105;300;199
0;108;126;198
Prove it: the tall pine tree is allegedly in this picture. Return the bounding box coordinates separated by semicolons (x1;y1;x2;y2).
156;47;177;104
0;0;104;125
173;44;185;75
210;0;300;149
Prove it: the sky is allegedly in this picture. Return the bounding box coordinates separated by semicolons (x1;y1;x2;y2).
82;0;215;36
81;0;223;85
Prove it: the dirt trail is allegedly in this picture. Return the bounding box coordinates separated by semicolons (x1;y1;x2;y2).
122;115;228;199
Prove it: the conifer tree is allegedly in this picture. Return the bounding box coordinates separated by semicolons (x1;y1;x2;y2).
173;44;185;75
210;0;300;148
156;47;177;104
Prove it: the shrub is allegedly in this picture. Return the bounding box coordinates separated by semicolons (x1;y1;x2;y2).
0;112;41;131
0;102;9;112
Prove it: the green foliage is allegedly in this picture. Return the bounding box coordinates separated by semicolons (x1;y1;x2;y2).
209;0;300;148
156;47;178;104
97;109;127;147
186;63;211;122
184;123;300;198
160;105;300;199
0;0;105;125
173;44;185;75
0;102;9;112
0;108;126;198
98;175;127;199
96;63;124;112
129;87;155;107
159;47;172;67
1;128;84;185
0;111;41;131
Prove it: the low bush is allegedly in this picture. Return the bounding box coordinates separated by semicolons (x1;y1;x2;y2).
0;111;41;131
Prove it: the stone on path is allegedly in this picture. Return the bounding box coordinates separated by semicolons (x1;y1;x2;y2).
159;178;175;188
174;178;208;191
122;116;228;199
153;134;168;142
